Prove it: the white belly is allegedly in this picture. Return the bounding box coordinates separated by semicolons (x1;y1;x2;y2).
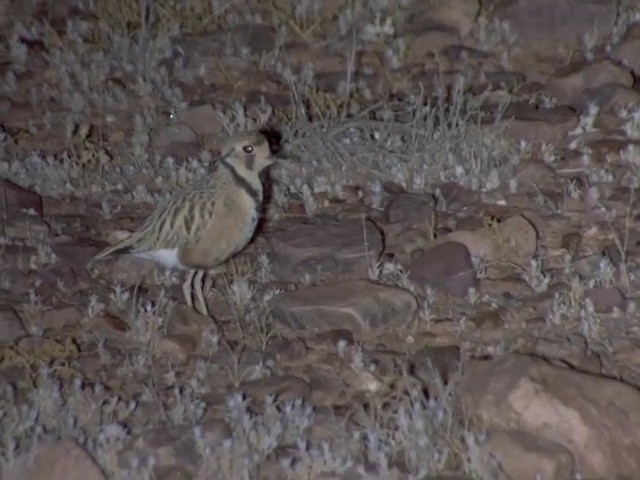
134;248;184;269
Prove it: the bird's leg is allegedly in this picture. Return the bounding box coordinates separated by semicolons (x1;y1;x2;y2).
192;269;210;316
183;269;196;309
203;269;216;297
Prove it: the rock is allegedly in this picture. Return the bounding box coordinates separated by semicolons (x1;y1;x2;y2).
611;23;640;76
238;375;312;403
263;337;309;364
546;59;634;107
0;244;38;268
0;178;43;216
2;212;50;240
306;329;355;351
37;306;83;331
491;0;617;78
408;241;477;297
469;306;507;330
513;158;558;190
307;365;348;406
157;333;198;364
480;430;576;480
497;103;579;145
584;287;625;313
151;121;199;157
176;104;225;140
404;25;460;64
436;181;482;212
411;344;462;387
588;83;640;116
440;214;538;276
172;24;276;81
458;355;640;478
279;42;345;72
385;192;437;226
121;421;231;477
51;237;105;276
270;280;417;334
36;265;77;299
407;0;480;37
4;439;106;480
158;140;203;160
267;218;383;283
0;305;26;344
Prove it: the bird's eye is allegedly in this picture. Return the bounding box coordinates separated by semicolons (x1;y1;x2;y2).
242;145;254;153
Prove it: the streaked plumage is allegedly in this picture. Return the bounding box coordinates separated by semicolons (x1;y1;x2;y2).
94;130;276;315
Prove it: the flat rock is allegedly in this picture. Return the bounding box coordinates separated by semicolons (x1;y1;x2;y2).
458;355;640;478
492;0;617;79
0;178;43;216
4;439;106;480
480;429;575;480
497;103;579;145
237;374;312;403
267;218;383;283
546;59;634;107
269;280;418;335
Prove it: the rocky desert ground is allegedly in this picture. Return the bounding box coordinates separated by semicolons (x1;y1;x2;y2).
2;0;640;479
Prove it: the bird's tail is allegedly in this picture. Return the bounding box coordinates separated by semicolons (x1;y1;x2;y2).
93;232;137;260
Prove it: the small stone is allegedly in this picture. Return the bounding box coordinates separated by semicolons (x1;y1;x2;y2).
270;280;417;335
264;337;309;364
157;333;198;364
176;104;225;141
408;241;477;297
584;287;625;314
151;122;199;157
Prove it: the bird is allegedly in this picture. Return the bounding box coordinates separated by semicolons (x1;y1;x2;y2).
93;130;277;316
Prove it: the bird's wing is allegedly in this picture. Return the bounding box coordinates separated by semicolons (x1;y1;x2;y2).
133;189;215;250
95;189;216;258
